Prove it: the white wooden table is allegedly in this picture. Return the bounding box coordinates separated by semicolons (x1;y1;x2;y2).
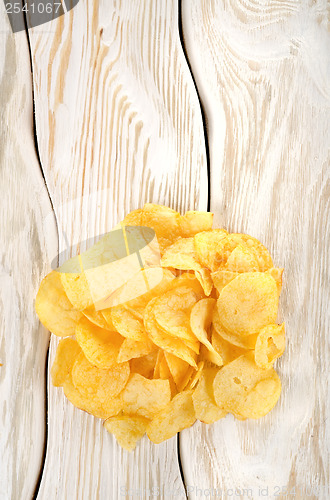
1;1;329;499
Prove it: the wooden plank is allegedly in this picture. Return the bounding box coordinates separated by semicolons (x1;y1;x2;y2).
181;1;330;498
0;5;58;499
27;0;208;497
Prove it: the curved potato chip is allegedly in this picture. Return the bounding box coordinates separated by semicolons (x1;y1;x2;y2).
180;211;213;237
211;270;239;294
153;286;203;347
225;244;259;272
51;338;81;387
210;327;246;365
185;360;205;390
161;238;213;295
217;234;273;272
104;415;149;451
75;318;123;369
63;374;122;419
255;323;285;369
121;373;171;418
265;268;283;296
190;298;223;366
163;352;191;389
130;350;159;379
147;391;196;444
213;352;281;418
72;352;130;401
192;368;227;424
110;306;148;342
117;338;156;363
144;298;198;368
193;229;228;272
217;272;278;336
35;271;83;336
60;272;94;311
212;308;258;349
82;306;111;329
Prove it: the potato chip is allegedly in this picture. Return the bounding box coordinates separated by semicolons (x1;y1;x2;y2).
185;360;205;390
193;229;228;272
255;323;285;369
117;338;156;363
60;272;94;311
121;373;171;418
140;204;181;253
82;306;110;329
72;352;130;401
225;244;259;272
144;298;198;368
147;391;196;444
110;306;148;342
266;268;284;296
180;211;213;237
153;286;203;349
104;415;149;451
217;234;273;272
190;298;223;366
63;372;124;419
51;338;81;387
75;318;123;369
35;271;83;336
163;352;191;389
211;270;239;294
121;208;143;226
212;308;258;349
217;272;279;336
192;368;227;424
210;328;246;365
161;238;213;295
130;350;159;379
213;352;281;418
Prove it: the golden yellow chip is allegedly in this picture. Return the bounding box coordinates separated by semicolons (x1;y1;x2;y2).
193;229;228;272
185;360;205;390
161;237;213;295
35;270;83;336
163;352;191;389
217;272;279;336
75;318;123;369
213;352;281;418
63;374;122;419
255;323;285;369
190;298;223;366
51;338;81;387
72;352;130;400
217;234;273;272
120;373;171;418
60;272;94;311
211;270;239;294
225;244;259;272
266;268;284;296
117;338;156;363
104;415;149;451
121;208;143;226
130;350;159;379
82;306;110;329
180;211;213;237
210;327;247;365
192;368;227;424
147;391;196;444
144;298;198;368
110;305;148;342
212;307;258;349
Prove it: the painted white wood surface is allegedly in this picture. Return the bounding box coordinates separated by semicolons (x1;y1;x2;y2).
0;5;58;500
27;0;207;498
181;1;330;498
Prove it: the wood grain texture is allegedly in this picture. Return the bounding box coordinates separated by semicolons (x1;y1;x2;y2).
28;0;207;497
0;5;58;500
181;0;330;498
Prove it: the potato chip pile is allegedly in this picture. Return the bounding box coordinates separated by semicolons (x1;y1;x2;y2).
35;204;285;451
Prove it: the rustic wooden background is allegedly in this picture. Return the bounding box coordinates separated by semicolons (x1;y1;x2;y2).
1;0;329;499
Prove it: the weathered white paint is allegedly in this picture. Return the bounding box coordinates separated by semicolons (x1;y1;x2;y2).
181;1;330;498
0;4;57;500
27;0;207;497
